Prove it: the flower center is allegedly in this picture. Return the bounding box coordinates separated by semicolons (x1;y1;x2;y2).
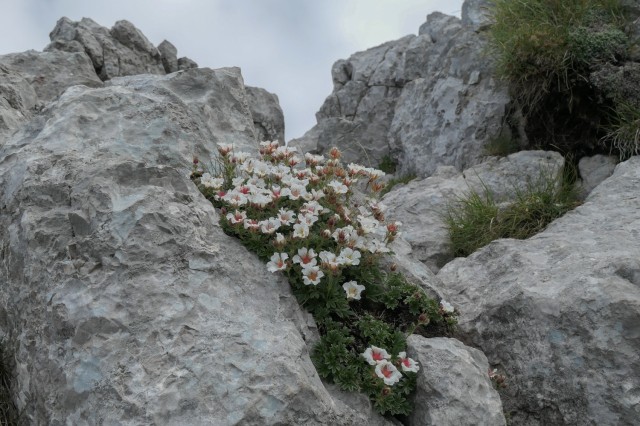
381;366;392;378
373;352;383;361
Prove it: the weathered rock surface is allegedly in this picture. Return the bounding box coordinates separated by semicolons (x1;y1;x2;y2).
437;157;640;425
291;1;509;176
384;151;563;273
46;17;197;81
158;40;179;74
0;50;102;104
178;56;199;71
245;86;285;142
407;336;506;426
0;64;37;142
578;154;618;198
0;66;382;425
105;68;259;153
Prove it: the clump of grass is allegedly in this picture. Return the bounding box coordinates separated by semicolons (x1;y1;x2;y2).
443;165;580;257
489;0;626;110
377;155;397;174
485;134;521;157
380;174;417;197
0;341;20;426
601;101;640;159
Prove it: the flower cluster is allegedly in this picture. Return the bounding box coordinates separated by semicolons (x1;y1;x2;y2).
362;346;419;386
191;142;456;417
199;141;399;301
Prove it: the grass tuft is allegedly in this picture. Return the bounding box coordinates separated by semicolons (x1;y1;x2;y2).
443;164;580;257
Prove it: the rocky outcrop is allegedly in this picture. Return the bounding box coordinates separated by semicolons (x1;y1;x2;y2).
437;157;640;425
290;2;509;177
383;151;563;273
0;66;381;425
45;17;197;80
407;336;506;426
577;154;618;198
0;64;37;142
245;86;285;142
0;50;102;104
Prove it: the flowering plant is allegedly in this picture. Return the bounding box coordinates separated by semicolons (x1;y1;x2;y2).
191;142;457;415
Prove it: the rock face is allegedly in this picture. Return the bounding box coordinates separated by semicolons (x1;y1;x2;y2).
46;17;197;80
407;336;506;426
245;86;286;142
0;64;37;142
578;154;618;198
0;50;103;104
383;151;564;273
437;157;640;425
0;66;383;425
290;3;509;177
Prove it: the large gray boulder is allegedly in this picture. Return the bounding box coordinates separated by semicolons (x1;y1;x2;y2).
436;157;640;425
46;17;197;81
0;50;102;104
290;1;509;176
0;64;37;142
0;67;384;425
383;151;564;273
407;336;506;426
245;86;285;143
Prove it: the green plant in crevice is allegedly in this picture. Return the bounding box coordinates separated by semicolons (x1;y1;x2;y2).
191;142;457;416
377;155;397;175
443;164;580;257
601;100;640;159
0;341;21;426
488;0;629;155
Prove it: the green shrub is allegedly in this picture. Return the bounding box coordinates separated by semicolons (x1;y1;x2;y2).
377;155;397;174
489;0;626;109
191;143;456;416
443;165;580;257
602;100;640;159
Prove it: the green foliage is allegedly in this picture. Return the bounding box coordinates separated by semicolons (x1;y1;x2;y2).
377;155;397;174
601;101;640;159
379;174;417;197
191;143;457;417
489;0;626;109
443;165;580;257
0;341;21;426
484;134;521;157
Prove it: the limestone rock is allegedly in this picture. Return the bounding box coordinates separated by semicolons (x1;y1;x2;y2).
383;151;563;273
462;0;494;32
291;5;510;176
0;66;375;425
46;17;191;80
407;336;506;426
0;64;37;142
436;157;640;425
158;40;179;74
105;68;258;153
245;86;285;143
578;154;618;198
178;57;199;71
0;50;102;104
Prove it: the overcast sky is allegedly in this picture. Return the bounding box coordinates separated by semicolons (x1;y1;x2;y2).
0;0;463;140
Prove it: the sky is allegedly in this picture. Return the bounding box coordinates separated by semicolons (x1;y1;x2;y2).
0;0;463;140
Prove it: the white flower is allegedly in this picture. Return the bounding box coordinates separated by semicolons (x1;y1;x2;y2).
200;173;223;189
266;252;288;273
223;192;248;207
250;193;272;208
397;352;420;373
358;215;380;234
361;346;391;365
301;265;324;285
375;361;402;386
282;184;308;201
337;248;361;266
342;281;365;300
292;223;310;239
327;179;348;194
259;218;281;234
277;208;296;225
292;247;317;268
226;210;246;225
319;251;340;269
440;300;455;313
275;233;286;244
299;212;319;226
